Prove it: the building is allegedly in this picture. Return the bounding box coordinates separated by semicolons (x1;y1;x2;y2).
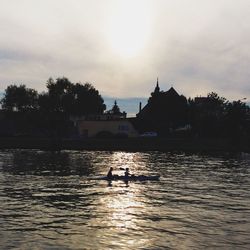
137;85;182;118
194;97;209;106
135;79;188;134
71;101;138;138
75;118;138;138
137;79;188;121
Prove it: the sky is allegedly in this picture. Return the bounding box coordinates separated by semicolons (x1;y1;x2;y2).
0;0;250;102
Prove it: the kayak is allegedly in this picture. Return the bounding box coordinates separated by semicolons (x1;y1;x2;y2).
92;175;160;181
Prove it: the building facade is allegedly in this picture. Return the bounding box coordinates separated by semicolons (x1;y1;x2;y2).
71;102;138;138
75;118;138;138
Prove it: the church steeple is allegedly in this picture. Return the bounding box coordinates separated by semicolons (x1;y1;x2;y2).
154;77;160;93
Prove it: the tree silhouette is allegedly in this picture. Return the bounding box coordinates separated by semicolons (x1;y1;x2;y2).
1;84;38;112
70;83;106;115
224;100;249;141
188;92;228;136
44;77;73;112
38;78;106;115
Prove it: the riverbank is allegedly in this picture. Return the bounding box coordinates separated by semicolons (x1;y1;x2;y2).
0;137;249;153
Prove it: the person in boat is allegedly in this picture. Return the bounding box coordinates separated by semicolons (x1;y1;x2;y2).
124;168;130;178
107;167;113;179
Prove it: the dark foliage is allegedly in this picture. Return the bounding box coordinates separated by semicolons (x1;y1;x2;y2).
188;92;228;136
188;92;250;144
224;100;250;143
1;85;38;111
0;77;106;137
39;77;106;115
95;131;114;138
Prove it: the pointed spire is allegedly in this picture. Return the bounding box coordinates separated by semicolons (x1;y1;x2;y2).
154;77;160;93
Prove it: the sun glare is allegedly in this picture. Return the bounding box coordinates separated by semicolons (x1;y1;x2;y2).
107;0;152;58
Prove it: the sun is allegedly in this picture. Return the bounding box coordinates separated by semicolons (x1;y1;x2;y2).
106;0;152;58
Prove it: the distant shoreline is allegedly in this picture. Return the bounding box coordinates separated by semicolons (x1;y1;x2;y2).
0;137;249;153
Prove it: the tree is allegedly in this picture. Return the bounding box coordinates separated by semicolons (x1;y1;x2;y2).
206;92;227;115
71;83;106;115
188;92;228;136
0;77;106;137
1;84;38;111
224;100;249;141
44;77;73;112
38;78;106;115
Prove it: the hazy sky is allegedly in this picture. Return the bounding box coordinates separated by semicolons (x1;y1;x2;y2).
0;0;250;100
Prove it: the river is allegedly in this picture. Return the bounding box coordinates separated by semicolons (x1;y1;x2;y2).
0;150;250;249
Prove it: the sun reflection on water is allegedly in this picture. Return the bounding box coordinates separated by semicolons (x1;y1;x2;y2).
90;152;156;248
110;152;135;169
97;186;152;249
107;151;151;175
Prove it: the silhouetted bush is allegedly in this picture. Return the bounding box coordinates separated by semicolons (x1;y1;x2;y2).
95;131;114;138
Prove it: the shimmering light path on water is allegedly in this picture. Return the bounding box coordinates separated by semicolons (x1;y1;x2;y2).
0;150;250;249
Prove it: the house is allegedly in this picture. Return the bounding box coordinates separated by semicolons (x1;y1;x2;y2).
71;101;138;138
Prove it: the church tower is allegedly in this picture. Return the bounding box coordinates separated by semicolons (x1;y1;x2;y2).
154;77;160;93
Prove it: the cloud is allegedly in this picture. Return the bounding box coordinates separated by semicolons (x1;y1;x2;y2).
0;0;249;101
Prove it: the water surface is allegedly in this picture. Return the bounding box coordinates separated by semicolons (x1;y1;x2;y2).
0;150;250;249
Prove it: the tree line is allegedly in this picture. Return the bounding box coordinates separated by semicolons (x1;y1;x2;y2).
0;77;106;137
188;92;250;142
1;77;106;115
0;77;249;143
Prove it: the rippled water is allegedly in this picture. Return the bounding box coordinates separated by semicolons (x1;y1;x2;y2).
0;150;250;249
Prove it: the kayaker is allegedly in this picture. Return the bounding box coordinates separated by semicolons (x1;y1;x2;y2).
107;167;113;179
124;168;130;178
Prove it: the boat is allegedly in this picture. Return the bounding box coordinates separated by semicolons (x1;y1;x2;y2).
91;175;160;181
